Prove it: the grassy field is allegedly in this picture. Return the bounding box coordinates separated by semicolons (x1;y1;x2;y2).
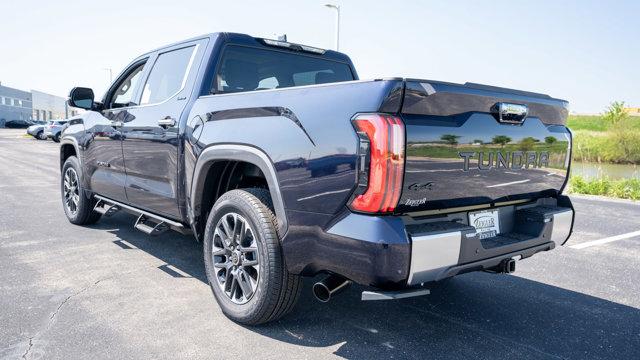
568;114;640;132
568;175;640;200
569;115;640;164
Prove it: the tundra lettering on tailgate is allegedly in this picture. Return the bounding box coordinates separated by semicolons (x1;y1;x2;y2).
458;151;549;171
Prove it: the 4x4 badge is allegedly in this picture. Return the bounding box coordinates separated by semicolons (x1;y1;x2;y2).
408;182;434;191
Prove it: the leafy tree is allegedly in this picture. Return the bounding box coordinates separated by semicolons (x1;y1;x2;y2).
603;101;628;125
492;135;512;147
544;136;557;145
440;134;460;146
519;137;537;151
473;139;484;145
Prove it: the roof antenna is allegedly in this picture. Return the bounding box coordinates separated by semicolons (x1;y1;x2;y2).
277;34;288;42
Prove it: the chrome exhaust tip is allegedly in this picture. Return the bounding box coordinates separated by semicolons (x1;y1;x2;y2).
313;275;351;302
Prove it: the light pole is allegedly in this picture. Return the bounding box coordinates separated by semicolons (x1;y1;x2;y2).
103;68;113;84
324;4;340;51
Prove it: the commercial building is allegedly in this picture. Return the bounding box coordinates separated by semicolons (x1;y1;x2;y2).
0;83;33;127
624;107;640;116
0;82;80;127
31;90;80;122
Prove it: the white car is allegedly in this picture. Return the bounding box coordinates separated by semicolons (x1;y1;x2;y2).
26;122;48;140
44;120;69;142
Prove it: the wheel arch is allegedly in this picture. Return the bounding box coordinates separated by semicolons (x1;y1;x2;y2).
190;144;288;237
60;138;80;170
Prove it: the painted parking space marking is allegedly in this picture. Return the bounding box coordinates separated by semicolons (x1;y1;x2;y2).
486;179;530;188
570;230;640;249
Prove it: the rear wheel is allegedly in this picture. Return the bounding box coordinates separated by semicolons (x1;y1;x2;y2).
53;133;61;143
203;188;301;325
36;131;46;140
61;156;101;225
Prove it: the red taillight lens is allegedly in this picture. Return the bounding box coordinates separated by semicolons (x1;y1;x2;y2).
349;114;405;213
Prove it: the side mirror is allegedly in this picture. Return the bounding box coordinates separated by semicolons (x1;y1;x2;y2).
68;87;95;110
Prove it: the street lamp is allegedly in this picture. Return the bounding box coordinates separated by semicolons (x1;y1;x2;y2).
103;68;113;83
324;4;340;51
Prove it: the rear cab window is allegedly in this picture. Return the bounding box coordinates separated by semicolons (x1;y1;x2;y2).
214;45;354;94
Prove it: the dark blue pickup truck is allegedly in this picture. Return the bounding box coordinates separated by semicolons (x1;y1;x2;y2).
60;32;574;324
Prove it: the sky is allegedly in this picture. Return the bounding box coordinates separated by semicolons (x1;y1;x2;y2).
1;0;638;114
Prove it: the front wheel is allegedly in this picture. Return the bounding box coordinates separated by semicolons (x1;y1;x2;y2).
53;133;61;142
61;156;101;225
203;188;301;325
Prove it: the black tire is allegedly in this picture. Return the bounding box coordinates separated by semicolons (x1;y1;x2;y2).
53;133;61;143
203;188;301;325
36;131;45;140
61;156;101;225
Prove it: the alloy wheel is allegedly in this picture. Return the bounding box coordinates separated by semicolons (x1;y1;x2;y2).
63;168;80;215
211;212;260;304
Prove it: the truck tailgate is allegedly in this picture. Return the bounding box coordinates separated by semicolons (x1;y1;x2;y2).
396;80;571;213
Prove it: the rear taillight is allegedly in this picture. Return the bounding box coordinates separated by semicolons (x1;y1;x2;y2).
349;114;405;213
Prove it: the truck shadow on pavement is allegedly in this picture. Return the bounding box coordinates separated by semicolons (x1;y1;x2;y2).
94;213;640;360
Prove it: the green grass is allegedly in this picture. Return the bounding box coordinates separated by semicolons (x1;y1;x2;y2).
568;175;640;200
572;128;640;164
567;114;640;132
568;115;640;164
567;115;610;131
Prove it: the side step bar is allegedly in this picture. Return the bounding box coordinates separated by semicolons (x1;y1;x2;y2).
361;288;430;301
134;214;170;236
93;195;192;235
93;199;120;217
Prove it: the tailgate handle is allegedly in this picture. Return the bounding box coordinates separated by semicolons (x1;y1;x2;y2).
491;102;528;124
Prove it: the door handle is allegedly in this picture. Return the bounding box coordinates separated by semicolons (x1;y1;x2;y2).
158;116;176;128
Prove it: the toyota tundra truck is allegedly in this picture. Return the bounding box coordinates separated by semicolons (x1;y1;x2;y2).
60;32;573;325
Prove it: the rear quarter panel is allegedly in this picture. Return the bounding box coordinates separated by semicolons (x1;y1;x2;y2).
186;80;400;217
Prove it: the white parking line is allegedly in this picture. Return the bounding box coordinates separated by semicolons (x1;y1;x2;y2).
486;179;530;188
570;230;640;249
296;188;351;201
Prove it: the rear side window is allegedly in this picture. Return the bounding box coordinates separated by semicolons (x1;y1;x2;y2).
214;45;354;93
141;46;195;105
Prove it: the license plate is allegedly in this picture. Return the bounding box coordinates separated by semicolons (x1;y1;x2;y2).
469;209;500;239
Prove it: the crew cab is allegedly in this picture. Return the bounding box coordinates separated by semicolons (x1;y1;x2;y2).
60;33;574;324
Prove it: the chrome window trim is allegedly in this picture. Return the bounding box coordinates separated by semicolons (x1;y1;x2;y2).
137;44;200;108
105;44;200;112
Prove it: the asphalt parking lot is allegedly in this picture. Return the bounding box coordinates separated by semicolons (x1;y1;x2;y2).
1;128;639;360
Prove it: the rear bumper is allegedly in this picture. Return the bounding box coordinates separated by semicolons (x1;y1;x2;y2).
284;196;574;289
407;205;572;285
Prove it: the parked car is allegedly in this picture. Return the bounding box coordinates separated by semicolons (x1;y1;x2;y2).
26;121;48;140
4;119;32;128
59;32;574;325
44;119;69;142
